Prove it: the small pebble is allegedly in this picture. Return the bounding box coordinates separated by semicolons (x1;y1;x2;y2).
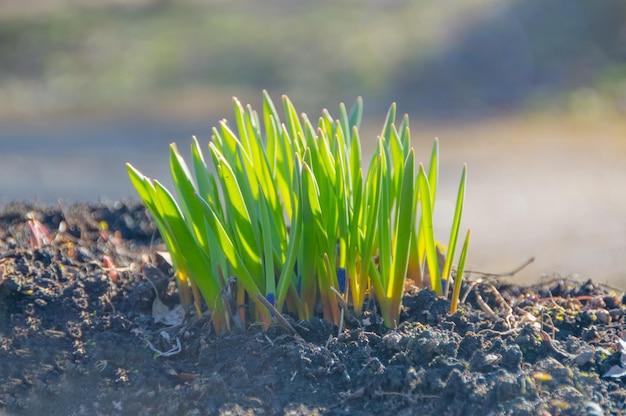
575;349;595;367
382;332;403;351
585;401;605;416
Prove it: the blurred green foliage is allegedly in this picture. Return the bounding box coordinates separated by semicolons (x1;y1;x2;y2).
0;1;448;117
0;0;624;119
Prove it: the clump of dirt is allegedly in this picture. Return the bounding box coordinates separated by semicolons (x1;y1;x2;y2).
0;202;624;415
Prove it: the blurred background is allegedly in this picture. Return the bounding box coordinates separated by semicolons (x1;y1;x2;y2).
1;0;625;286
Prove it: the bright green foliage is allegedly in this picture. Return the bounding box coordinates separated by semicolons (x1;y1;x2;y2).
126;91;470;333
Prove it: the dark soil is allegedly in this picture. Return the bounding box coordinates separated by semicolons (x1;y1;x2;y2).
0;202;625;416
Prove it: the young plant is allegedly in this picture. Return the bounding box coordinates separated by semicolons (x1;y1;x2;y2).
353;106;470;327
126;91;471;333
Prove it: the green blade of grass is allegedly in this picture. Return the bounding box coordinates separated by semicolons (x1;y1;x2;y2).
300;160;325;318
233;97;252;156
167;146;218;313
399;115;410;150
275;159;303;312
319;109;335;150
258;189;276;304
169;143;209;251
427;138;439;209
406;222;423;286
386;149;416;325
387;124;405;204
377;139;392;290
150;179;224;326
262;90;281;133
354;152;382;315
450;229;471;314
338;103;349;150
127;163;180;267
349;126;362;196
126;163;157;213
334;134;349;272
127;163;195;305
240;104;289;264
209;143;263;281
348;96;363;141
275;119;298;219
282;95;305;155
380;102;396;141
194;193;271;328
346;165;363;305
418;164;441;295
217;120;261;202
191;137;213;201
441;164;467;293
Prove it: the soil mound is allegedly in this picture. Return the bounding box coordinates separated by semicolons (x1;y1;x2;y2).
0;202;624;415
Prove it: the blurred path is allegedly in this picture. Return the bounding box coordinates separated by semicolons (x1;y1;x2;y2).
413;115;626;288
0;117;206;203
1;114;625;288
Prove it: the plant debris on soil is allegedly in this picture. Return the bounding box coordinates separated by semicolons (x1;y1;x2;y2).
1;202;625;416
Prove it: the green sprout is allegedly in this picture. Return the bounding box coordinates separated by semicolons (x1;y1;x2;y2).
126;92;470;333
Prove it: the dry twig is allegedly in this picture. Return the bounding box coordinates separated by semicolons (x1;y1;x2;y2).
256;294;303;341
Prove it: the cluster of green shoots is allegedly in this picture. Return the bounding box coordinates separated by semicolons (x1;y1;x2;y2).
126;92;470;335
